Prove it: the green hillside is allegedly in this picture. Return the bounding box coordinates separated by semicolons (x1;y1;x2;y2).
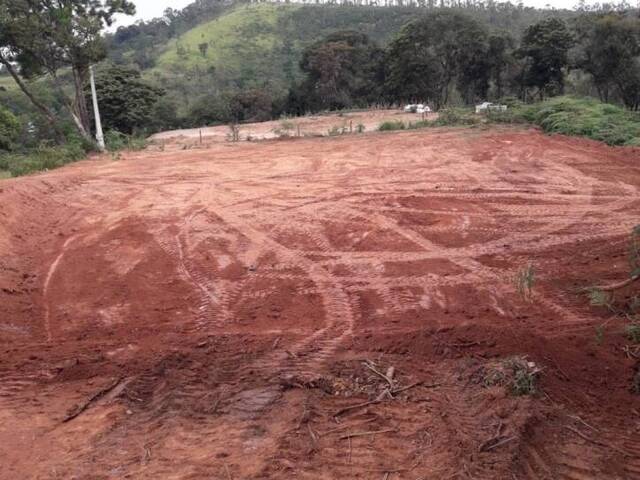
128;2;561;115
156;4;293;73
141;3;431;109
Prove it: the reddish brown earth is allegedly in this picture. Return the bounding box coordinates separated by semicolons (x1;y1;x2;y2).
1;119;640;479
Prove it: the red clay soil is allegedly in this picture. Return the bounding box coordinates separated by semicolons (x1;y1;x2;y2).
1;121;640;479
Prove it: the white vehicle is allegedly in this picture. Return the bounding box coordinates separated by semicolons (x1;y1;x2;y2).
404;103;432;114
475;102;507;114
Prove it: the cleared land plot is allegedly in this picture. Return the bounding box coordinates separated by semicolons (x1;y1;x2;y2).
1;117;640;479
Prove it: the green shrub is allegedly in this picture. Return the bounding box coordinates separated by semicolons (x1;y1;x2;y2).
433;108;479;127
503;96;640;146
626;323;640;344
0;106;20;151
407;120;431;129
104;130;147;151
378;120;406;131
481;356;539;396
0;143;87;177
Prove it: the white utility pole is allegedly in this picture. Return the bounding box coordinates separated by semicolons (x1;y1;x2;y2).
89;65;105;152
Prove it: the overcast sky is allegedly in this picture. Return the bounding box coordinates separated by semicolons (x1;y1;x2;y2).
111;0;594;29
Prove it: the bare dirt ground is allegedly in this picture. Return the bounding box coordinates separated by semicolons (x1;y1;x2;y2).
150;109;432;146
1;116;640;479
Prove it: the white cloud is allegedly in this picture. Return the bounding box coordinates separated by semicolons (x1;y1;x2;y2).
111;0;194;29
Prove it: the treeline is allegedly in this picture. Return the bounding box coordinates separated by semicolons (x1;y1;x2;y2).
178;9;640;129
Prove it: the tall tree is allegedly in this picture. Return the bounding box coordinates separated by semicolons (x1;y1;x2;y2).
576;14;640;109
84;65;164;134
385;12;490;108
0;0;135;143
487;32;515;99
518;18;574;100
298;31;385;111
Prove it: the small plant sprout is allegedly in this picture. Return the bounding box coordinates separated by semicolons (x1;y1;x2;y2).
595;324;605;345
515;262;535;301
481;356;540;396
589;288;613;308
626;323;640;344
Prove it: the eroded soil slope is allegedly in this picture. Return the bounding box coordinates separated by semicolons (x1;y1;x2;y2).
1;125;639;479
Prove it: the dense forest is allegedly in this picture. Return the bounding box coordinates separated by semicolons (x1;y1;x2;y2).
1;0;640;155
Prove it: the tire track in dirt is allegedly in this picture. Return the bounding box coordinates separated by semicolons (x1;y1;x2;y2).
5;126;640;478
204;202;356;374
43;235;79;341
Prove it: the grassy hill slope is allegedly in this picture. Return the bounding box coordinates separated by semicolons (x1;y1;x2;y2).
144;2;431;105
155;4;291;79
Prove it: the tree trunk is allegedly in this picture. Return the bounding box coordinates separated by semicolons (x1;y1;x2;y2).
0;54;66;144
72;66;91;136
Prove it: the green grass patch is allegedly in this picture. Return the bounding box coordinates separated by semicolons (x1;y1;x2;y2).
481;356;540;396
626;323;640;344
155;4;294;74
432;108;480;127
490;96;640;146
0;143;87;178
378;110;479;132
104;130;147;152
0;75;18;92
378;120;407;131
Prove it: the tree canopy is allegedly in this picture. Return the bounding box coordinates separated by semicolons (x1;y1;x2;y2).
576;14;640;109
0;105;20;151
518;18;574;99
384;12;490;108
294;31;385;111
0;0;135;142
85;65;164;134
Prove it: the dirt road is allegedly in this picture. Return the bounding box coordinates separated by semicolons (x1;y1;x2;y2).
1;122;639;479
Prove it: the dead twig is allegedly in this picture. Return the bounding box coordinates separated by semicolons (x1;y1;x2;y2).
364;360;395;389
334;389;388;417
223;462;232;480
480;436;517;452
334;381;435;417
444;340;481;349
322;418;376;436
591;274;639;292
386;366;395;382
334;399;381;417
307;423;319;444
391;381;428;395
63;377;123;423
564;426;631;457
568;415;599;433
340;428;397;440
